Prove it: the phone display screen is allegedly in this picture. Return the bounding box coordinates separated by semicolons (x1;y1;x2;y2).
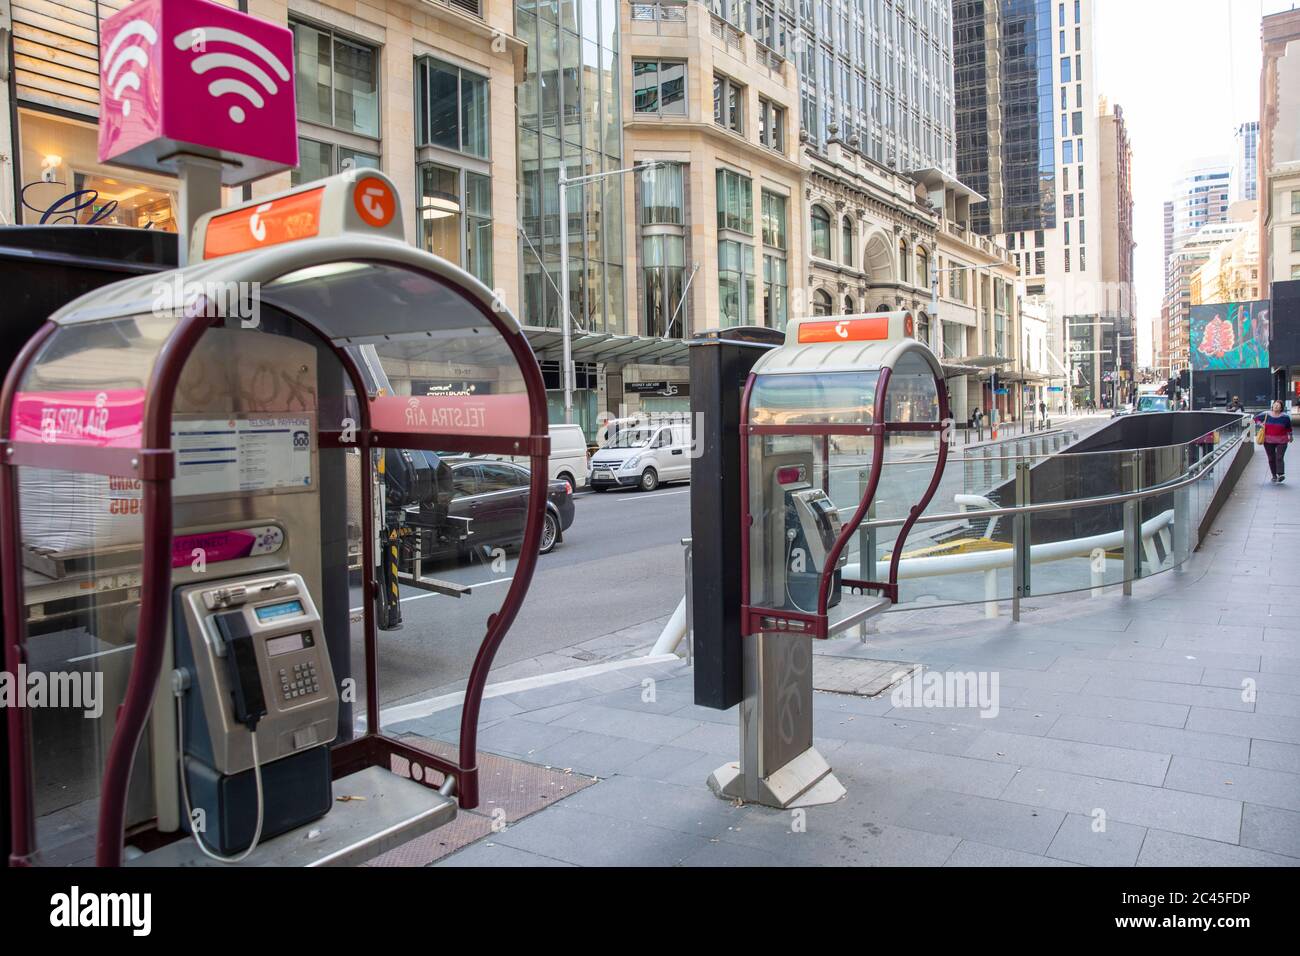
255;599;304;623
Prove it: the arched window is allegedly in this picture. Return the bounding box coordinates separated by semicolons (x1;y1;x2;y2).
844;295;856;314
875;302;891;313
916;311;931;346
813;289;834;316
811;206;832;259
898;239;910;283
917;247;930;290
841;217;854;267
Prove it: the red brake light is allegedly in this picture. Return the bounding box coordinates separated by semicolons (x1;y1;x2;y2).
563;481;573;495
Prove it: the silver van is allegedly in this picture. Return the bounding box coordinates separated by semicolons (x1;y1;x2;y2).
589;423;692;492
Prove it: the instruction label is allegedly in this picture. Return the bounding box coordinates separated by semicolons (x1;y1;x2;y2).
172;417;312;496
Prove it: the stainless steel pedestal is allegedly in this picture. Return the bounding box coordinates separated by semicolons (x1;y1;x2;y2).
707;630;845;808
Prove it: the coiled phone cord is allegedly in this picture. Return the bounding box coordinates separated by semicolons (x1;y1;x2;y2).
175;691;265;864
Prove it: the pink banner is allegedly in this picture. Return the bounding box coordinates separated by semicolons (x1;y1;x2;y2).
370;393;531;438
10;389;147;447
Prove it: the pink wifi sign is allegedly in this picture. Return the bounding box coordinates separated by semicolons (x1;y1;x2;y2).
97;0;298;184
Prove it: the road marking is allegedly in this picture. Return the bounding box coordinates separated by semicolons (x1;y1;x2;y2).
359;653;684;732
620;489;690;502
348;575;514;613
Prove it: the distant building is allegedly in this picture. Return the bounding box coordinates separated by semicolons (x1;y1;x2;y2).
1231;120;1260;203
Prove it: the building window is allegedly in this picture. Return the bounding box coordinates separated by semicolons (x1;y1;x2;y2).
716;168;753;233
1071;111;1083;136
1064;221;1071;245
713;74;744;134
1060;57;1071;83
899;239;910;283
812;289;834;316
758;97;785;152
1063;140;1074;164
633;60;686;116
718;239;754;326
641;162;684;225
763;254;788;329
1064;249;1071;272
917;247;930;288
292;20;380;138
416;57;490;158
842;217;854;267
761;190;787;249
1064;195;1075;218
1292;226;1300;253
917;312;930;346
1062;167;1070;191
644;235;687;337
418;163;493;286
810;205;832;259
1292;191;1300;216
293;138;380;186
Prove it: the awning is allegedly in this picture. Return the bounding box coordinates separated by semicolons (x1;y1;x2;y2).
523;328;691;367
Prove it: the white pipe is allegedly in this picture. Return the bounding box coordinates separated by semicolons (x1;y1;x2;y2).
649;511;1175;656
651;596;688;656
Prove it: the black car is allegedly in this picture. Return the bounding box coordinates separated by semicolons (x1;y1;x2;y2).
446;459;575;556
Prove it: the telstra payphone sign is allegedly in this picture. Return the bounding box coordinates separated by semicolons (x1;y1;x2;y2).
97;0;298;183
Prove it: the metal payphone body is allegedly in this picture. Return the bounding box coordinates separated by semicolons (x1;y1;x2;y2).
706;312;949;809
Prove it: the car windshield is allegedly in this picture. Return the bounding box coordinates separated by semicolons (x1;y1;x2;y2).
607;429;655;449
1137;397;1168;411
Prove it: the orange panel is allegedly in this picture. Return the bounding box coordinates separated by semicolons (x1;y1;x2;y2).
797;316;890;344
203;188;325;259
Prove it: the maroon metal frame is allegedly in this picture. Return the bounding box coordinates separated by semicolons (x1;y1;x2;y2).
1;261;551;866
739;353;951;640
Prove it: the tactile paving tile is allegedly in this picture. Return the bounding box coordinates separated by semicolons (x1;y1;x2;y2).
365;734;595;867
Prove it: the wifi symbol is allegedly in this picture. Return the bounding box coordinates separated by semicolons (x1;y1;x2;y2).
172;26;291;125
104;19;159;119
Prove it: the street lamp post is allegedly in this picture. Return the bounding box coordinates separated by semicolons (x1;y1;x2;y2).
557;161;664;425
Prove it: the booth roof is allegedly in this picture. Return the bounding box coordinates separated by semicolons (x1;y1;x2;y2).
748;334;944;384
41;236;524;341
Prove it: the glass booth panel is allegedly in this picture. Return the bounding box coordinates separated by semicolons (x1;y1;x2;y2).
11;313;181;447
16;464;152;865
881;350;941;423
748;370;880;427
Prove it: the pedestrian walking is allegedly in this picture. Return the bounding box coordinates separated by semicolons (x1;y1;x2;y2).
1254;400;1295;483
1226;395;1243;412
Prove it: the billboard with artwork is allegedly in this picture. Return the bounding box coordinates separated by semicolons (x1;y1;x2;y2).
1190;300;1270;371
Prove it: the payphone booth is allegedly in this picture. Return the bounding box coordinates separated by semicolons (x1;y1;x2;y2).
708;312;949;808
0;169;551;866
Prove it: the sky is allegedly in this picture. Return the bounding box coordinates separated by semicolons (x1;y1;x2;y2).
1094;0;1295;365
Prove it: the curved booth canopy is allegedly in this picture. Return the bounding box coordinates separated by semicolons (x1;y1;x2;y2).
741;313;949;640
1;170;550;867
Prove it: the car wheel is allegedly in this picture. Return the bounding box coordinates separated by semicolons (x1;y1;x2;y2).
557;471;575;488
639;468;659;492
539;510;559;554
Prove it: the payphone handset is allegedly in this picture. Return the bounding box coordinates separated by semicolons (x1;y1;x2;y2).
764;454;846;614
177;573;338;776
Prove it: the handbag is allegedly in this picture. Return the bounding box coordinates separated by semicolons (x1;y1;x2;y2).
1256;424;1266;445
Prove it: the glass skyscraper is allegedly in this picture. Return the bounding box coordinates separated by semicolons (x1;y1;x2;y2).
515;0;625;333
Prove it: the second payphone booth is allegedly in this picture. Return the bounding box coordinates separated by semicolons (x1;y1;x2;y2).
699;312;949;808
1;169;552;866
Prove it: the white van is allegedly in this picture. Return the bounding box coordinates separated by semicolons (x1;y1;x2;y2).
589;423;692;492
489;423;589;489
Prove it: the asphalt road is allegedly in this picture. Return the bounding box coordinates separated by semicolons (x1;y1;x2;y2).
353;481;691;707
354;415;1115;709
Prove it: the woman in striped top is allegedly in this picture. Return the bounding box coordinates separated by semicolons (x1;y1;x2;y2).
1254;401;1295;483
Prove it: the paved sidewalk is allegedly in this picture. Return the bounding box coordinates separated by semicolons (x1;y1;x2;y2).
391;446;1299;867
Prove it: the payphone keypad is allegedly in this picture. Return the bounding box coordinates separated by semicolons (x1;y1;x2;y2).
279;661;321;701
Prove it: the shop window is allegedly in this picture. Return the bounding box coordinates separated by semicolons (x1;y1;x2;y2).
716;168;753;234
641;162;684;225
644;235;687;337
810;205;831;259
292;138;380;186
812;289;834;316
633;60;687;116
291;20;379;138
718;239;755;326
416;56;490;158
761;190;787;250
763;254;788;330
418;162;493;286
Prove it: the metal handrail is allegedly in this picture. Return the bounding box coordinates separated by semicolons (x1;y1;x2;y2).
857;429;1245;531
865;417;1249;467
